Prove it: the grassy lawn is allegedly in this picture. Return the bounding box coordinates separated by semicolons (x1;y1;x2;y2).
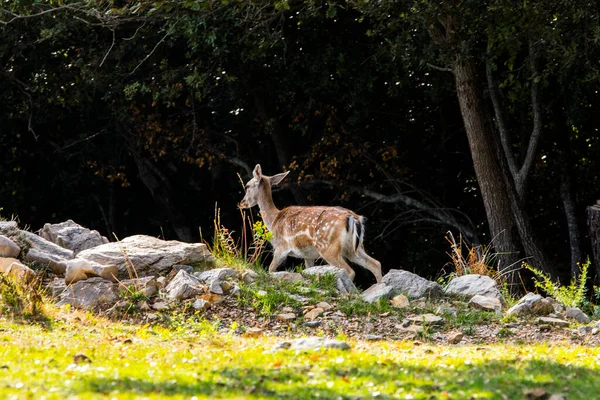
1;313;599;400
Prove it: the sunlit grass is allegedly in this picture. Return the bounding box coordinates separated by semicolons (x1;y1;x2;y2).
1;315;599;399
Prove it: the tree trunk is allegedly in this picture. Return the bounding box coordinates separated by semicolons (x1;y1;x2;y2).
561;169;582;277
588;202;600;285
453;57;560;284
453;57;524;278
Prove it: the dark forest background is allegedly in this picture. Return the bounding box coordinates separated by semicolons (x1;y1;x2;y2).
1;0;599;287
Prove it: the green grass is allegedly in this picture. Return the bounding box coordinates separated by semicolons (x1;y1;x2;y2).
1;315;600;399
237;269;339;316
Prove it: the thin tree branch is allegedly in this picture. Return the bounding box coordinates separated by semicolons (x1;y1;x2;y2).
0;3;84;24
516;38;543;196
129;21;177;75
427;63;454;73
99;28;116;67
486;43;518;180
123;20;147;40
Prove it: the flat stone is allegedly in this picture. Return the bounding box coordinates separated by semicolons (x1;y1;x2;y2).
406;314;444;325
151;300;170;311
242;270;258;284
270;271;306;284
57;277;120;310
364;334;383;341
315;301;332;310
390;294;410;309
271;337;350;352
361;283;395;303
304;320;321;328
565;307;590;324
447;332;464;344
0;257;36;283
78;235;215;278
537;317;569;327
243;327;263;337
0;235;20;258
469;294;502;312
277;313;296;321
192;299;210;311
578;326;593;335
304;307;324;321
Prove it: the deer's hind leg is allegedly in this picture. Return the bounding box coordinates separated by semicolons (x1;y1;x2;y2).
347;245;383;283
319;246;356;281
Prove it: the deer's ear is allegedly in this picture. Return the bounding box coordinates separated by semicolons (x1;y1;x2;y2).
253;164;262;180
270;171;290;186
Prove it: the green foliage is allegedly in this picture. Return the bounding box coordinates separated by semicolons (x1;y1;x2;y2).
118;284;148;315
338;296;392;317
523;259;590;308
0;274;47;322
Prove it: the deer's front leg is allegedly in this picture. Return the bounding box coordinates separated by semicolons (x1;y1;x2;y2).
268;249;287;273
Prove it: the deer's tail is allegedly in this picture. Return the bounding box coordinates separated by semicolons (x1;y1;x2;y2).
346;215;365;254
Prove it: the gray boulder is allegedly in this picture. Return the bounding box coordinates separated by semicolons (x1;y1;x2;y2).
57;277;120;310
469;294;502;312
565;307;590;324
382;269;442;300
444;274;504;302
0;235;20;258
302;265;358;294
0;221;18;234
361;283;395;303
64;259;118;285
507;293;554;316
40;220;109;254
0;257;36;283
165;270;203;300
77;235;215;278
21;230;74;274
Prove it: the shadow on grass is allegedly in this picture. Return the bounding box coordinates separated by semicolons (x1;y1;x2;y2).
72;357;600;399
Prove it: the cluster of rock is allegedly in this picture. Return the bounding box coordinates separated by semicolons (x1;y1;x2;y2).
0;219;216;310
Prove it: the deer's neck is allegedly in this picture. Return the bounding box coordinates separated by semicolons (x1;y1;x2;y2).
257;188;280;232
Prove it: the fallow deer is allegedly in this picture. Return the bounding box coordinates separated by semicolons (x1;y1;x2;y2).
239;164;383;282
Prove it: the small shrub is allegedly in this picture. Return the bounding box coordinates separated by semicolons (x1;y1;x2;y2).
0;274;48;322
523;258;590;308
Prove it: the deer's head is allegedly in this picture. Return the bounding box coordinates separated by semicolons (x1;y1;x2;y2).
239;164;289;209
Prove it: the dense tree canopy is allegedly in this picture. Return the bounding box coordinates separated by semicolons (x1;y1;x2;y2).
1;0;599;287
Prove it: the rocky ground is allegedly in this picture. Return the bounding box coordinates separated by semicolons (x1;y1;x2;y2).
1;219;599;348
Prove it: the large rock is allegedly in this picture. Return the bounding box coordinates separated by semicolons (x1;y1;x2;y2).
382;269;442;300
361;283;395;303
57;277;120;310
77;235;215;278
165;270;203;300
40;220;109;254
0;257;36;283
270;271;306;284
20;230;74;274
0;221;18;235
64;259;118;285
302;265;358;294
469;294;502;312
507;293;554;316
444;274;504;302
565;307;590;324
0;235;20;258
